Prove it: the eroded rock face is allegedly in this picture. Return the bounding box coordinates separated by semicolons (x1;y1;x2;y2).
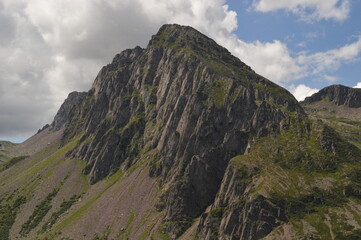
303;84;361;108
203;194;287;240
51;91;88;130
196;162;287;240
56;24;305;238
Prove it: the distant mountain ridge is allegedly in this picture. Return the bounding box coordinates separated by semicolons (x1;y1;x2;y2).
302;84;361;150
303;84;361;108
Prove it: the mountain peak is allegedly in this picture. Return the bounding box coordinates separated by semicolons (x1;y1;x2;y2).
149;24;213;47
149;24;252;73
303;84;361;108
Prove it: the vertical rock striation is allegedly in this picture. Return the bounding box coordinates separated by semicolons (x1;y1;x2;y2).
51;91;88;130
53;24;308;238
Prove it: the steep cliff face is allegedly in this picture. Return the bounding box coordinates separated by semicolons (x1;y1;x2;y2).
51;91;88;131
197;163;287;240
57;24;305;237
303;84;361;108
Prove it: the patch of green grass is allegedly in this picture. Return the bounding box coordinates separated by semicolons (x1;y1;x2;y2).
203;78;232;109
209;207;223;218
30;231;62;240
0;196;26;239
295;210;361;240
0;205;16;239
125;210;136;236
261;120;359;173
144;84;157;94
9;136;80;185
158;220;193;240
123;89;144;103
152;227;172;240
138;212;164;240
138;227;152;240
321;97;329;103
120;113;145;134
20;188;60;236
92;226;111;240
304;213;331;239
137;211;155;240
267;101;295;115
108;66;125;77
268;86;295;101
41;195;80;232
117;210;136;239
320;117;361;150
270;187;346;219
1;155;28;170
206;80;227;108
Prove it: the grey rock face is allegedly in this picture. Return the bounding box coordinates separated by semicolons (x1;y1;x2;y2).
51;91;88;130
196;162;286;240
303;84;361;108
56;24;305;238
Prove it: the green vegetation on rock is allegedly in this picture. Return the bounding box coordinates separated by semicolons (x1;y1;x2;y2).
1;156;28;171
20;188;59;236
204;79;229;109
0;196;26;239
41;195;80;232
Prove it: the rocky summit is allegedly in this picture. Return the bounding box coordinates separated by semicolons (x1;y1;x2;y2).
303;84;361;108
302;84;361;151
1;24;361;240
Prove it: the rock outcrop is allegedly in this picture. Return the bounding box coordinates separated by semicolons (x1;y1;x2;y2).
197;163;287;240
55;24;306;238
303;84;361;108
51;91;88;130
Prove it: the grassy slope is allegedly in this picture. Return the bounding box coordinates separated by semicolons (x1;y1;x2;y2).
0;141;17;165
0;130;166;240
0;135;88;239
259;101;361;239
230;119;361;240
302;101;361;150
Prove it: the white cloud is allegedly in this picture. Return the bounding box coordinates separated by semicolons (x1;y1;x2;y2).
218;34;361;86
306;30;325;40
290;84;319;101
25;0;156;60
44;55;102;106
297;42;306;48
354;83;361;88
220;36;302;83
0;0;360;141
323;75;338;83
297;37;361;76
0;2;55;139
0;0;239;140
253;0;350;22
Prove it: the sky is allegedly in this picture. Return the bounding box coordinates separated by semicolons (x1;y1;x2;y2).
0;0;360;142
